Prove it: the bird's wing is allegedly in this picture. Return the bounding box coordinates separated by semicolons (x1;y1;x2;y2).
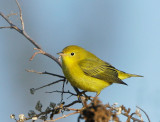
79;59;127;85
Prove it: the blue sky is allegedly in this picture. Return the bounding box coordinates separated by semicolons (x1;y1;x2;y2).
0;0;160;121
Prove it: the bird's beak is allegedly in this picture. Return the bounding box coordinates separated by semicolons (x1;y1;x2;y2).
57;52;64;56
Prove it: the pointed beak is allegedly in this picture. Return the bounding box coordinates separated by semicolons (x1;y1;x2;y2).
57;52;64;56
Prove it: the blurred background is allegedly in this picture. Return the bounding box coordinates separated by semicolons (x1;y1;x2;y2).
0;0;159;121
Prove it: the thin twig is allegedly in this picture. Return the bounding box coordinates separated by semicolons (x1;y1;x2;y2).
44;52;62;67
136;106;151;122
64;100;81;108
0;12;14;26
26;69;65;79
45;111;79;122
65;108;80;111
6;13;17;18
15;0;24;30
60;80;66;102
29;48;45;61
43;72;65;79
122;111;143;122
34;79;64;91
0;26;12;29
29;48;62;68
105;104;144;122
46;90;77;96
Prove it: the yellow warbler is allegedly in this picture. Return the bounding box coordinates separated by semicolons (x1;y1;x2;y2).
58;45;143;95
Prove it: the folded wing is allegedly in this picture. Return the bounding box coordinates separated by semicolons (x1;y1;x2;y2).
79;59;127;85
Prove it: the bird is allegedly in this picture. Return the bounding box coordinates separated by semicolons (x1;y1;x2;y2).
58;45;143;95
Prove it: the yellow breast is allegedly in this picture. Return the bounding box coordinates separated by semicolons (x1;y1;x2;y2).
62;60;111;93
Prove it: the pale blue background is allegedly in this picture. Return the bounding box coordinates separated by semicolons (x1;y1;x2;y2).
0;0;159;122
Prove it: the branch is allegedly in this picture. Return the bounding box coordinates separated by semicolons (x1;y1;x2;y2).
29;48;62;67
6;13;17;18
46;90;76;96
64;100;81;108
0;11;41;49
15;0;24;30
136;106;151;122
0;12;14;26
0;26;12;29
45;111;79;122
106;104;144;122
26;69;65;79
30;79;65;94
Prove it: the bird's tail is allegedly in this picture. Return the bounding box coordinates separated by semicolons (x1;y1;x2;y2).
117;70;143;80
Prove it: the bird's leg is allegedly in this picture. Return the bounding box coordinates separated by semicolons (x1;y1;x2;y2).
82;91;94;101
89;93;100;103
77;91;92;101
77;91;86;97
94;92;100;99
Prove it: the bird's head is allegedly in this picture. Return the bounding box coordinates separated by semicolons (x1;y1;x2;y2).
57;45;89;63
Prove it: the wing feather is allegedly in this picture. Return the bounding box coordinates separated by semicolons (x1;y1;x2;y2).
79;59;127;85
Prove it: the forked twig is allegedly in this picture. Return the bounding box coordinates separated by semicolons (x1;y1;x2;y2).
29;48;45;61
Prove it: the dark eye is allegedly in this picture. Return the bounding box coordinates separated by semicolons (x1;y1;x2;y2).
71;52;75;56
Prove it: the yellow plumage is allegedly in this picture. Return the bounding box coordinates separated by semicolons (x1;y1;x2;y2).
58;45;143;95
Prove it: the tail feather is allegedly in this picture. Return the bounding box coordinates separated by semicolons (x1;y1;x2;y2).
117;70;143;80
128;74;143;78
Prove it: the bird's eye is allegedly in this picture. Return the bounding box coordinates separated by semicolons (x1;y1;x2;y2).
71;52;75;56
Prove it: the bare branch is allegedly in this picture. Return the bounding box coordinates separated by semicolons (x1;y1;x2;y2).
15;0;24;30
26;69;65;79
60;80;65;102
6;13;17;18
29;48;62;67
46;90;77;97
64;100;81;108
35;79;64;90
0;26;12;29
44;52;62;67
30;79;64;94
0;12;13;25
45;111;79;122
136;106;151;122
29;48;45;61
0;12;41;49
